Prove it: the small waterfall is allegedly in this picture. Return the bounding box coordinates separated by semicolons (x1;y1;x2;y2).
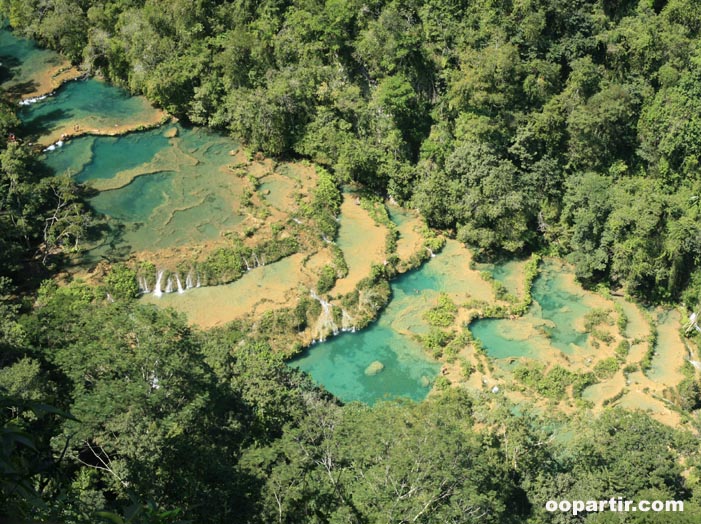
138;276;150;294
341;309;356;332
426;247;436;258
310;290;339;341
19;94;49;106
243;258;251;271
176;274;184;294
185;271;194;289
43;139;64;152
253;252;261;267
154;270;165;297
196;274;201;287
165;276;174;294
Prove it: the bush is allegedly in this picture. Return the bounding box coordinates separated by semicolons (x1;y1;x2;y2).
434;375;451;391
460;358;474;378
424;293;458;327
104;264;139;300
514;364;577;400
614;302;628;333
422;328;455;358
615;339;630;361
590;327;614;344
677;378;701;411
316;265;337;294
584;308;613;331
594;357;619;380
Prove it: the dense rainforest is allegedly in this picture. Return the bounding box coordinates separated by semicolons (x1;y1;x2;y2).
4;0;701;303
2;0;701;522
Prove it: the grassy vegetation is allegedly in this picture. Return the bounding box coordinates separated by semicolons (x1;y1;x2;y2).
423;293;458;327
593;357;619;380
514;364;573;401
614;302;628;334
641;312;659;374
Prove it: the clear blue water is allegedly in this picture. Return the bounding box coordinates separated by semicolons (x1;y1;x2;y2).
470;262;592;359
18;77;158;138
290;325;440;405
44;128;170;182
290;263;446;404
0;25;62;94
90;172;174;223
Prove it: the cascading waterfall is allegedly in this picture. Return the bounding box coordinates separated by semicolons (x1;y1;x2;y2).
310;290;339;341
154;270;165;297
19;94;49;106
43;139;64;152
426;247;436;258
142;268;201;297
138;275;150;294
341;309;356;332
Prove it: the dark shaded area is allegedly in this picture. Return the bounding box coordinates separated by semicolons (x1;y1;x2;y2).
18;108;71;138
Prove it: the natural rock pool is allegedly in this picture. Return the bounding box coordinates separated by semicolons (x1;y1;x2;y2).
42;124;249;261
290;240;490;404
470;261;599;359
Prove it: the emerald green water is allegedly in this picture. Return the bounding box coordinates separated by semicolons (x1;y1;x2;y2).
91;172;173;223
290;241;491;404
387;204;412;226
42;124;247;260
290;326;439;404
470;261;592;359
19;78;158;139
469;318;546;360
45;128;170;182
290;265;445;404
0;26;62;96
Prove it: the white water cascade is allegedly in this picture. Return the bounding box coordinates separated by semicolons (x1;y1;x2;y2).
310;290;339;341
165;276;174;294
19;94;49;106
154;270;165;297
185;271;194;289
341;309;356;332
176;274;185;294
138;276;150;294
